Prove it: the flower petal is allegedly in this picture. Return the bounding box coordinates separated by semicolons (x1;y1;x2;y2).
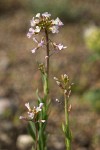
25;102;31;111
35;26;41;33
31;48;37;53
36;13;41;18
42;12;51;18
49;26;59;34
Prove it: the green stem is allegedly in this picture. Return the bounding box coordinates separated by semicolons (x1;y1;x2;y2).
64;93;71;150
35;124;38;150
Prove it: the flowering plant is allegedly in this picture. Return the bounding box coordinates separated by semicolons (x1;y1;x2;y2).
20;12;72;150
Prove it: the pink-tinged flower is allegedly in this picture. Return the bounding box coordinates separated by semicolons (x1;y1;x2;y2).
19;102;44;121
27;28;35;38
42;12;51;18
27;32;32;38
57;44;67;50
49;26;59;33
54;43;67;50
36;102;43;112
37;38;44;47
52;17;64;26
30;17;36;27
29;27;35;33
31;38;44;54
33;37;38;43
27;26;41;39
30;17;40;27
25;102;31;111
27;112;34;119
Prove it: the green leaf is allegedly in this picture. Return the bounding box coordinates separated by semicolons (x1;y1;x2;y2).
62;123;66;133
36;89;42;103
27;121;36;140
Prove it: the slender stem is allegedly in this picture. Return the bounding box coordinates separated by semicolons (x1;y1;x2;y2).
45;29;50;95
45;29;49;78
64;93;68;124
64;93;71;150
35;124;38;150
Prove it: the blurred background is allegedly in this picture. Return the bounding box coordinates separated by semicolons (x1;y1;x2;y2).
0;0;100;150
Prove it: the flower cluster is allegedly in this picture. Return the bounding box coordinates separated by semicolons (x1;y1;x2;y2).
27;12;63;38
27;12;67;55
19;102;45;123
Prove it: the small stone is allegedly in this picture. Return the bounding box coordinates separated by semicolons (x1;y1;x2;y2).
0;132;12;145
16;134;33;150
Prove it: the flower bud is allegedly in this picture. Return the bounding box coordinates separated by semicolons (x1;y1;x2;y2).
56;81;61;85
54;77;58;81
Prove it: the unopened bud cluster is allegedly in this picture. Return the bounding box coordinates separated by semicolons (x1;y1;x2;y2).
38;63;45;74
54;74;73;98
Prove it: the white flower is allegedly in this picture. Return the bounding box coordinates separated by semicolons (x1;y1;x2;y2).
28;112;34;119
49;26;59;33
19;102;44;121
19;116;25;120
29;27;35;33
55;43;67;50
30;17;36;27
52;17;63;26
35;18;40;24
56;81;61;85
31;48;37;53
54;77;58;80
41;120;45;123
35;26;41;33
39;103;43;108
56;99;59;102
31;17;40;27
64;90;67;94
36;107;42;112
45;56;48;59
36;13;41;18
27;28;35;38
36;103;43;113
42;12;51;18
64;74;68;79
37;120;45;123
25;103;31;111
